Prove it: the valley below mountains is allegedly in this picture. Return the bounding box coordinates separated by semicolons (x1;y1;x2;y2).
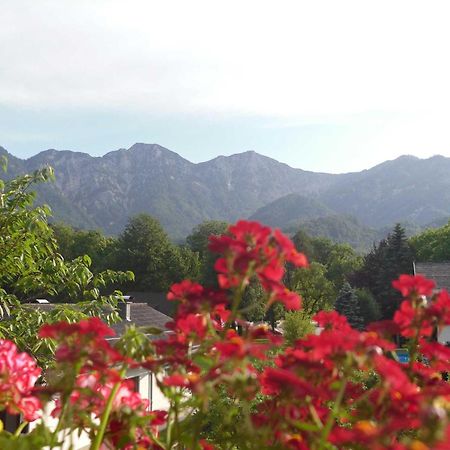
1;143;449;247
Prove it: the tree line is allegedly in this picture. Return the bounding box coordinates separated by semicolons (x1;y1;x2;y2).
50;212;450;338
4;161;450;371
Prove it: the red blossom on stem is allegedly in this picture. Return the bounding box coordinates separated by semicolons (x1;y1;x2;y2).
392;274;435;298
39;317;126;370
39;316;115;339
209;220;307;310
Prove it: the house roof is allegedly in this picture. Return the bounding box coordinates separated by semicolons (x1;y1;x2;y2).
125;291;176;317
111;303;171;335
414;262;450;291
20;302;171;337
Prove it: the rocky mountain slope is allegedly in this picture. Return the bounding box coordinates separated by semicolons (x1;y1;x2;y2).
1;144;448;241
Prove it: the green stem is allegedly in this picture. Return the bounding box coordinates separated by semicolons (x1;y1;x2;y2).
13;420;28;437
90;366;127;450
49;360;84;449
49;395;70;449
408;298;425;376
226;272;253;329
169;396;180;449
165;407;173;448
192;412;203;449
308;403;323;430
223;261;256;329
319;378;347;448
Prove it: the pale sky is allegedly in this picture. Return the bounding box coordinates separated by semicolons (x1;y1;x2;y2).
1;0;450;173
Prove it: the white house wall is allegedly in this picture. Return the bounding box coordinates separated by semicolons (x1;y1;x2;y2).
28;368;170;449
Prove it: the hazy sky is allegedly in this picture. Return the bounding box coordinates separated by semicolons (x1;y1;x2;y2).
1;0;450;173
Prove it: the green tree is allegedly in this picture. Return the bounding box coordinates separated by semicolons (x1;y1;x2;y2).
383;224;414;318
352;224;413;320
52;223;118;272
115;214;173;291
241;279;266;323
0;165;61;299
410;221;450;262
51;222;76;258
283;310;315;345
186;220;229;287
291;230;361;290
0;162;133;369
292;229;316;260
291;262;336;316
335;282;364;330
325;243;362;289
115;214;196;291
186;220;229;257
355;288;381;328
265;302;286;332
174;244;201;281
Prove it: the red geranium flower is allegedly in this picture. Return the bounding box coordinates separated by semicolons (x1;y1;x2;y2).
39;317;115;339
427;289;450;324
392;275;435;298
393;300;433;338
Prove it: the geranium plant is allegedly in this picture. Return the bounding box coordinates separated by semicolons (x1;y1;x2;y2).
1;220;450;449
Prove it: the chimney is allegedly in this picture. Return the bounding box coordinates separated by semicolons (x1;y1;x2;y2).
118;297;133;321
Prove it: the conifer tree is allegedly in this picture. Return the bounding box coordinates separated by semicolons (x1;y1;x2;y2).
351;224;413;320
334;282;364;330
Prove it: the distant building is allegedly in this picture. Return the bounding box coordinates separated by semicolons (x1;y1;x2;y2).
414;261;450;344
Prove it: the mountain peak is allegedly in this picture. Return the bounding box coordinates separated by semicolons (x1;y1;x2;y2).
208;149;287;167
124;143;185;159
129;143;164;151
29;149;93;163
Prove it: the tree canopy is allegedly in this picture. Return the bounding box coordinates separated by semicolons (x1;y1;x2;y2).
291;263;336;316
355;287;381;328
291;231;362;291
114;214;199;291
351;224;413;319
186;220;229;287
186;220;229;257
51;223;117;272
410;220;450;262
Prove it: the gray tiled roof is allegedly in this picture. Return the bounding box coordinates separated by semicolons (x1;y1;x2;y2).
414;262;450;291
20;302;171;337
126;291;176;317
111;303;171;335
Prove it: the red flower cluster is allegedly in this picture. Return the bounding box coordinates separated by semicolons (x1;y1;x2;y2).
39;316;114;339
392;275;450;338
39;317;125;370
0;339;41;421
39;317;168;448
166;280;230;341
392;274;435;298
147;224;450;448
51;371;147;420
4;221;450;449
209;221;308;310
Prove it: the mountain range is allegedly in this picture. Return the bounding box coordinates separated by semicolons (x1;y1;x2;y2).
1;143;449;246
